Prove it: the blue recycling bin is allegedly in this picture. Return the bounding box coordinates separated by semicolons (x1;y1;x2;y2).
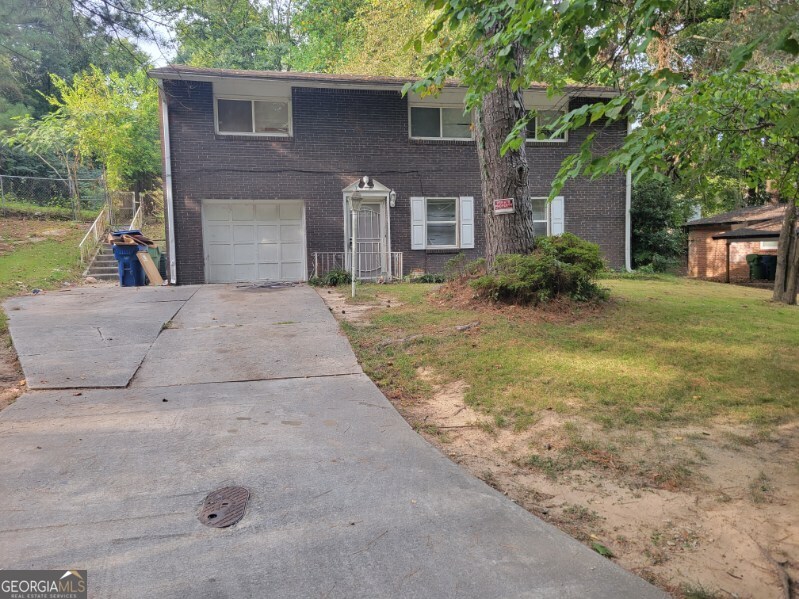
111;229;143;238
112;243;146;287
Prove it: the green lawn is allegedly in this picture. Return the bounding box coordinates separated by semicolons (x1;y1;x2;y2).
0;218;86;334
343;277;798;430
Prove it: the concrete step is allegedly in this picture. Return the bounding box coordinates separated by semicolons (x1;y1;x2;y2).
86;268;119;278
85;273;119;282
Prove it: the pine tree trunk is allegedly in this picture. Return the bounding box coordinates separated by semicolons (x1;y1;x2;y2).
772;202;797;304
474;76;535;266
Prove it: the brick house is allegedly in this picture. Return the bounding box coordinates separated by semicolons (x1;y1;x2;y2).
686;204;786;281
149;65;631;285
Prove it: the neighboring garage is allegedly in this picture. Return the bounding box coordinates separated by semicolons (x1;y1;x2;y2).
202;200;306;283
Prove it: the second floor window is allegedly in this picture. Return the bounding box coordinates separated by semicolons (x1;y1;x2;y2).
410;106;472;140
526;109;567;141
216;98;291;136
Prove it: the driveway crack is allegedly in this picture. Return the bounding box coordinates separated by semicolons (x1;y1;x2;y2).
125;286;201;388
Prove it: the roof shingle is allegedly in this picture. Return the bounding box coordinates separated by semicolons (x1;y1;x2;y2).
687;204;786;227
147;64;618;94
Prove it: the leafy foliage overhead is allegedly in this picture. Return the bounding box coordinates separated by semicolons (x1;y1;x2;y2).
160;0;295;70
8;67;160;190
407;0;798;203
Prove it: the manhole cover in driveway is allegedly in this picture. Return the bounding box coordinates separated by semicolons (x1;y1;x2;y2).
199;486;250;528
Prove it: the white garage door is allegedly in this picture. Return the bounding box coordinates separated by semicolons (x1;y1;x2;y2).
202;200;306;283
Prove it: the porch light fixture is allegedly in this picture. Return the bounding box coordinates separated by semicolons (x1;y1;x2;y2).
350;190;363;211
349;190;363;298
389;190;397;208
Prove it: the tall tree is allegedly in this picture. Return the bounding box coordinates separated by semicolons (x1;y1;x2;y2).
159;0;296;70
47;66;160;191
338;0;430;77
0;0;148;118
288;0;430;75
7;66;160;200
0;0;152;179
406;4;543;263
289;0;363;72
411;0;798;301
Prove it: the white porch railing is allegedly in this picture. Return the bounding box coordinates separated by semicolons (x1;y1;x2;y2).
313;251;403;281
78;206;109;266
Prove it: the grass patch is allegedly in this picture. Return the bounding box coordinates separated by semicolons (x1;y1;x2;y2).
749;472;773;504
342;278;799;430
0;218;86;334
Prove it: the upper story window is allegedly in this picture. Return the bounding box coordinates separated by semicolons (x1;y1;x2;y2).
410;106;472;140
216;97;292;136
526;109;567;142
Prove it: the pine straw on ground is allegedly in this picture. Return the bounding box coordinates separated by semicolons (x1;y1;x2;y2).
429;277;614;325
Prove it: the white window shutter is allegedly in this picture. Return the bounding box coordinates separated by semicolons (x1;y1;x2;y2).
550;196;565;235
411;197;425;250
459;196;475;249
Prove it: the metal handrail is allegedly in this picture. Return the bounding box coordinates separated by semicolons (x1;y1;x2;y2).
129;205;143;231
78;206;109;266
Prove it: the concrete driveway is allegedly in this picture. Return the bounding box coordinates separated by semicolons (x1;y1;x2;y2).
1;284;665;598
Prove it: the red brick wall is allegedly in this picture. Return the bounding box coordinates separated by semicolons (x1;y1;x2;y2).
688;226;778;280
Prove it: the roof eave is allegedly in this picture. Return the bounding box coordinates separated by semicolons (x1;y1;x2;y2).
147;67;620;97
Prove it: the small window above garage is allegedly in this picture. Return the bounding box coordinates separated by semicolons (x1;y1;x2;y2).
216;97;292;136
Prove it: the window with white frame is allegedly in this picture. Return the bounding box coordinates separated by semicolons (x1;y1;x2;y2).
426;198;458;247
526;109;567;141
216;98;291;136
761;240;778;250
531;196;566;236
410;106;472;139
532;197;549;237
411;196;475;250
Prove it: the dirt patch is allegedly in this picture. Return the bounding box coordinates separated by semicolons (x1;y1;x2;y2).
395;369;798;598
413;367;484;429
329;283;798;597
0;335;25;411
0;219;83;256
316;287;401;325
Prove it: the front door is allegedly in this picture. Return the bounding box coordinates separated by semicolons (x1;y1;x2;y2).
348;201;387;280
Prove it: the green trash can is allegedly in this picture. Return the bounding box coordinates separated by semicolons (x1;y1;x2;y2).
746;254;763;280
146;246;163;285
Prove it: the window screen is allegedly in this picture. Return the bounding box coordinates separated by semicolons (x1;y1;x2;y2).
217;99;253;133
441;108;471;138
254;101;289;134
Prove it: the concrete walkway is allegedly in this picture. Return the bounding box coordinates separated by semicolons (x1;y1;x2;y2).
1;284;665;598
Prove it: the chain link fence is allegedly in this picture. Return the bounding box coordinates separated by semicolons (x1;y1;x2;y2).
0;174;107;221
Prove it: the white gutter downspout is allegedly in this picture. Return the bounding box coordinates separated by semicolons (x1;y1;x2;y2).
625;119;633;272
157;81;177;284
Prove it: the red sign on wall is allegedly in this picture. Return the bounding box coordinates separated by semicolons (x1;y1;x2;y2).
493;198;515;215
